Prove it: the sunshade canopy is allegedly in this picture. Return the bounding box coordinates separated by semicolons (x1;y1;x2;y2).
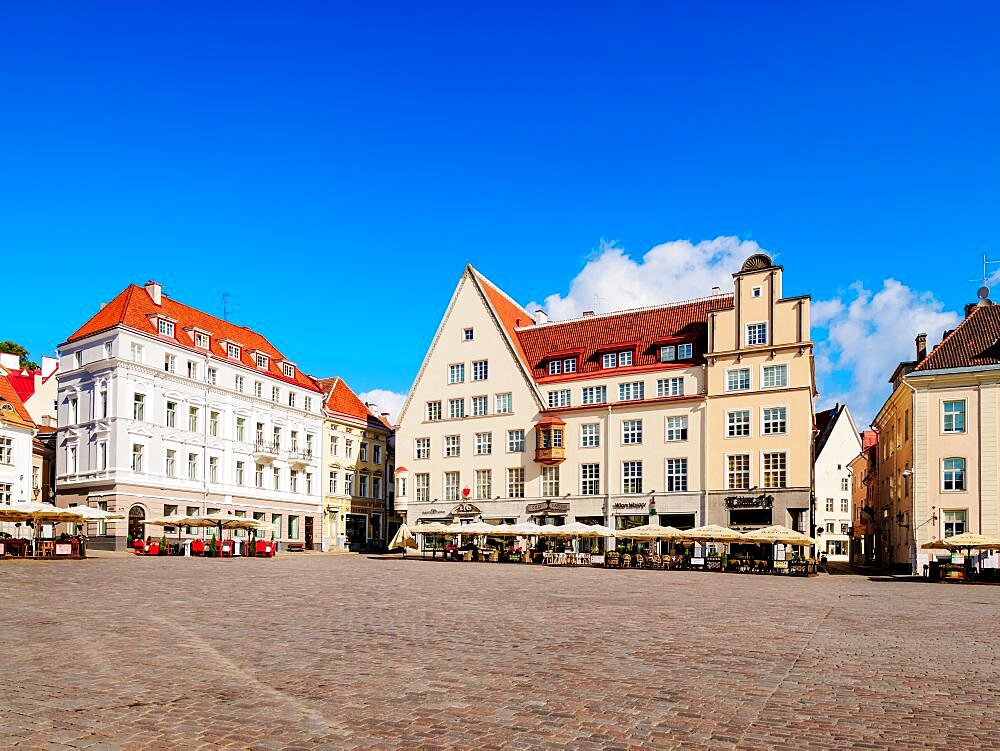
740;525;815;546
616;523;683;540
675;524;745;543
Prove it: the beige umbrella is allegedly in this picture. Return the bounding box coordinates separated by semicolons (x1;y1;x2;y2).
675;524;745;543
740;525;815;546
0;502;87;557
411;521;451;534
69;506;126;522
617;524;683;540
388;522;418;550
935;532;1000;550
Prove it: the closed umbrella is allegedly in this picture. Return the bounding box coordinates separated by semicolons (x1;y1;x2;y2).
388;522;418;551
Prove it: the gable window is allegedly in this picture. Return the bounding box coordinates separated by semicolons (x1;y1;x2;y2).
548;389;571;408
227;343;241;360
666;416;688;442
618;381;644;401
762;364;787;389
943;458;966;491
158;319;175;337
746;322;768;346
255;353;269;369
621;419;643;445
463;328;474;341
449;398;465;419
602;353;616;368
727;410;750;437
762;407;787;435
194;332;209;348
618;351;633;366
282;362;295;378
415;438;430;459
549;360;562;375
657;377;684;397
602;351;633;368
495;393;512;414
472;395;488;416
448;363;465;384
427;401;442;421
752;286;761;298
472;360;488;381
507;429;525;452
726;368;751;392
582;386;607;405
942;400;966;433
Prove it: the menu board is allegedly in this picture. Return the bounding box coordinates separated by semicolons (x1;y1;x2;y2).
55;543;72;555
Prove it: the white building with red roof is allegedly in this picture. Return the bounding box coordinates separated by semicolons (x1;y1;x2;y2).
0;353;37;517
56;280;324;550
396;253;817;545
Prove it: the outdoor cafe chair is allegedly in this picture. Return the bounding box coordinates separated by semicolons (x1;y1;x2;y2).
132;539;145;555
191;539;206;557
621;553;632;568
147;541;160;556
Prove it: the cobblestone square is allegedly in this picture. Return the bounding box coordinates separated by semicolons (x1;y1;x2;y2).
2;555;998;750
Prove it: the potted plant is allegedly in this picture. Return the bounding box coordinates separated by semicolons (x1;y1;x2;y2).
159;535;168;555
210;531;217;557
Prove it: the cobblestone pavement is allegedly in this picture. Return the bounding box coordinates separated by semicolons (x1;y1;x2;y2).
2;554;998;750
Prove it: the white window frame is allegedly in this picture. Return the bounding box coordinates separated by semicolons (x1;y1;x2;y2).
580;423;600;448
547;389;571;408
472;360;488;381
762;363;788;389
415;438;431;460
656;377;684;397
726;409;751;438
227;343;241;360
622;461;643;494
726;453;750;490
495;393;512;414
471;395;489;417
618;381;644;401
665;458;688;492
427;401;442;421
660;345;675;362
507;429;525;453
726;368;751;392
448;363;465;384
941;399;967;434
580;463;600;495
665;416;688;442
621;419;643;445
746;321;768;346
762;406;787;436
474;432;493;456
444;435;461;458
942;457;966;492
761;451;787;489
677;343;693;359
582;385;607;405
158;319;175;337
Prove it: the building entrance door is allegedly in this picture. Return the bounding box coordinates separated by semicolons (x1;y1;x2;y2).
346;513;367;551
128;505;145;541
304;516;314;549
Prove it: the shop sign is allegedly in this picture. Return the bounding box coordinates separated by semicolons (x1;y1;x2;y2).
612;501;647;511
724;494;774;510
525;500;570;514
451;502;482;516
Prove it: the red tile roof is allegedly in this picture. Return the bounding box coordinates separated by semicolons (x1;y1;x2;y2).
63;284;322;392
5;368;38;403
914;304;1000;372
514;296;734;381
320;377;391;430
470;268;533;365
0;376;34;428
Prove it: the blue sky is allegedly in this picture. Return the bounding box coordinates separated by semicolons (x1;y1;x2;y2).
2;2;998;422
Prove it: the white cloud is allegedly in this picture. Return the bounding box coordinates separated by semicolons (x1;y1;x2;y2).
813;279;960;425
527;236;768;319
357;389;407;425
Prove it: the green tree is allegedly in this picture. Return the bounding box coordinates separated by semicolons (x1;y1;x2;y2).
0;341;39;370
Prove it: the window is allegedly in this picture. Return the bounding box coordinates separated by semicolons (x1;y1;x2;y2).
304;396;312;412
580;463;600;495
463;328;474;341
344;471;354;495
618;351;632;366
444;471;460;500
164;354;176;373
619;381;644;401
507;429;525;452
234;375;244;393
444;435;461;457
273;466;281;491
727;369;751;392
580;385;606;405
158;319;175;337
549;358;576;374
97;441;107;470
427;401;442;421
622;419;643;445
104;341;113;359
133;393;145;421
373;444;381;464
727;454;750;490
209;456;219;483
763;452;787;488
507;468;525;498
943;509;967;537
495;393;512;414
227;343;241;359
290;469;299;493
67;446;77;473
191;331;208;348
207;367;217;385
840;498;849;513
472;395;489;416
327;470;339;494
475;469;492;499
943;400;966;433
841;477;849;492
622;461;643;494
288;392;296;408
752;286;761;298
329;435;339;456
656;377;684;397
542;465;560;496
943;458;966;491
660;345;676;362
666;416;688;442
371;475;381;498
415;473;430;502
449;398;465;419
345;439;353;458
235;417;246;442
255;353;269;369
209;411;219;437
161;400;177;428
165;449;176;477
580;423;600;448
254;381;262;398
132;444;144;473
549;360;562;375
397;476;406;497
68;396;78;424
282;362;295;378
252;463;263;488
677;343;693;359
286;515;299;539
548;389;571;408
236;461;245;485
448;363;465;384
472;360;488;381
762;364;787;389
825;498;835;512
602;353;616;368
415;437;431;460
271;386;280;403
360;442;368;462
826;522;835;534
665;458;688;492
727;410;751;437
188;406;199;432
130;342;143;363
187;453;198;480
475;432;492;455
187;361;198;380
273;427;282;450
746;322;768;346
98;388;107;419
762;407;786;435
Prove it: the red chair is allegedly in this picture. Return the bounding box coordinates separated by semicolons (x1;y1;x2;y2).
147;541;160;556
191;539;205;556
217;540;232;558
133;540;145;555
255;540;267;557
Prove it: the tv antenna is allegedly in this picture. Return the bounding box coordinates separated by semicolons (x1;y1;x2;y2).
222;293;236;321
969;253;1000;288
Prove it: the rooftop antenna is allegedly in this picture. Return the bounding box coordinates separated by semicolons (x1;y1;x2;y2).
222;293;236;321
968;253;1000;288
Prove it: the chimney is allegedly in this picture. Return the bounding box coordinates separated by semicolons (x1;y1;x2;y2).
0;352;19;370
711;286;722;295
582;310;595;317
144;280;162;306
915;333;927;362
41;355;58;379
534;309;549;324
965;302;978;318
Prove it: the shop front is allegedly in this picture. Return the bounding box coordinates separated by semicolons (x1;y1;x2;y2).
710;489;813;558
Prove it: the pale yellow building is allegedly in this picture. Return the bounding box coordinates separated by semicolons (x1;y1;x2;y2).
319;377;392;551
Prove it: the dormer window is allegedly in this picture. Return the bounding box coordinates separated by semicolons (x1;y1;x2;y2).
282;362;295;379
602;351;632;368
660;346;676;362
660;343;693;362
678;343;692;359
547;358;578;375
255;353;269;370
227;343;241;360
194;332;210;349
157;319;175;337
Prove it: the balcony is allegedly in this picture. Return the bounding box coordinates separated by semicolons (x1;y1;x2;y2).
534;416;566;465
287;449;314;469
252;441;279;463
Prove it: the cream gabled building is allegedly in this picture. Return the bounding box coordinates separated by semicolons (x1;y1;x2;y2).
318;377;392;551
395;253;816;536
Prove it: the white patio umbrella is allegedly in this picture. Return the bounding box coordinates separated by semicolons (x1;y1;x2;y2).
0;502;86;556
388;522;418;551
